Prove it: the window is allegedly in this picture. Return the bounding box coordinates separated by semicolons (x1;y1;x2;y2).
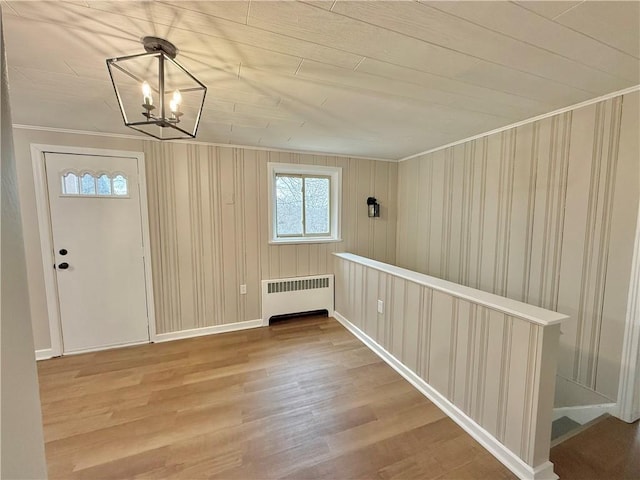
61;171;128;197
268;163;341;244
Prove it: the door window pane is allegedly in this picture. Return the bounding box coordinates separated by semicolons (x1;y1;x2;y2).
81;173;96;195
276;176;303;236
113;175;128;196
304;177;330;234
62;172;79;194
97;174;112;195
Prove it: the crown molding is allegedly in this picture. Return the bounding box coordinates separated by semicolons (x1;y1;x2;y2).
11;124;395;163
398;84;640;162
14;83;640;164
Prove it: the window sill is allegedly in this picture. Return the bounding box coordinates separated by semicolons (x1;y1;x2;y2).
269;237;343;245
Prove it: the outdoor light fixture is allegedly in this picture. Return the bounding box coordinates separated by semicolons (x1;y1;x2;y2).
106;36;207;140
367;197;380;218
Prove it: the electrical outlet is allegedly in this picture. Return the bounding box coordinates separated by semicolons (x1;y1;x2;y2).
240;284;247;295
377;299;384;314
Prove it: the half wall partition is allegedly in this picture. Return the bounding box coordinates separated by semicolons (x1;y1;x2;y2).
334;252;567;480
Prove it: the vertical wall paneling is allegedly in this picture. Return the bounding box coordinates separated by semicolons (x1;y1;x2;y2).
404;281;421;372
334;253;564;477
146;142;183;333
474;139;489;290
420;287;433;382
482;310;505;436
473;307;489;421
452;299;470;409
396;92;639;402
601;92;640;400
459;144;473;286
428;290;453;395
143;144;397;334
463;303;477;415
186;145;199;327
503;319;531;456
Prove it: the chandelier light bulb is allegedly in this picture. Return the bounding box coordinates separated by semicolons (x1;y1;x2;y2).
172;89;182;105
142;81;153;106
169;99;178;113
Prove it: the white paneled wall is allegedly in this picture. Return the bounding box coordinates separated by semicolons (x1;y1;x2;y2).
334;253;566;479
396;91;640;402
143;143;397;334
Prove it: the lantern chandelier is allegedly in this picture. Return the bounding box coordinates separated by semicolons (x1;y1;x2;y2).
106;36;207;140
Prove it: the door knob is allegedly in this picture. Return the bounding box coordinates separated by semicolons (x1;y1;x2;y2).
58;262;69;270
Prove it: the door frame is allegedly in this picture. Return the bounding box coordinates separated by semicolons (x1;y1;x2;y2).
31;144;157;356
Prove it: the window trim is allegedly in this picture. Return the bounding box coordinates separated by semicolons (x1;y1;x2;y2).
268;163;342;245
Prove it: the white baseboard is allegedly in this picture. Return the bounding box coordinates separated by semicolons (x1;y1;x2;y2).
154;319;264;343
333;311;557;480
35;320;265;357
553;403;616;424
35;348;54;361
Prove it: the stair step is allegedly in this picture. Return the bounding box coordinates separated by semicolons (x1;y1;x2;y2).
551;413;610;447
552;416;581;440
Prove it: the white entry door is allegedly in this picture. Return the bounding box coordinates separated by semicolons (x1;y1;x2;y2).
44;152;150;353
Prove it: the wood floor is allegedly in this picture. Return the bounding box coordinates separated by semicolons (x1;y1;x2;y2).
550;415;640;480
38;316;516;479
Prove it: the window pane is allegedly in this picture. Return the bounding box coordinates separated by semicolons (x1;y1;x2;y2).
304;177;330;234
113;175;128;196
97;174;112;195
81;173;96;195
276;176;303;236
62;172;79;194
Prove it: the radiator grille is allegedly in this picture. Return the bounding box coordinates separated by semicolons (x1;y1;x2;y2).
267;277;330;294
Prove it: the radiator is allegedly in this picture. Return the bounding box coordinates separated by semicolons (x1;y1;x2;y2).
261;274;334;324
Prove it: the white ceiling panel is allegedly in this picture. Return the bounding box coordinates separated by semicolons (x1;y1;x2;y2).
91;0;253;26
514;1;584;20
248;1;483;78
355;58;555;117
553;1;640;58
2;0;638;160
90;1;365;70
335;1;629;93
431;1;639;81
455;61;596;104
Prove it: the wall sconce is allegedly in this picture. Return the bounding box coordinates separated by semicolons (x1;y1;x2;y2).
367;197;380;218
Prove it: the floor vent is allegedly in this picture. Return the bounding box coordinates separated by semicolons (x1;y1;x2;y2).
261;274;334;325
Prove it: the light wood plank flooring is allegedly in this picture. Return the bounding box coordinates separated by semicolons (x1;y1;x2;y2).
550;415;640;479
38;316;516;479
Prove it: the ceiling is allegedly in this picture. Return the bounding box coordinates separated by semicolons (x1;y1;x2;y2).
2;1;639;160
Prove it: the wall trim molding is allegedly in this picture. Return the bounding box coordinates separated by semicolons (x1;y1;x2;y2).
553;403;617;424
64;340;151;356
398;84;640;162
334;310;558;480
154;319;264;343
35;348;54;361
36;319;265;357
617;203;640;423
12;124;394;163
